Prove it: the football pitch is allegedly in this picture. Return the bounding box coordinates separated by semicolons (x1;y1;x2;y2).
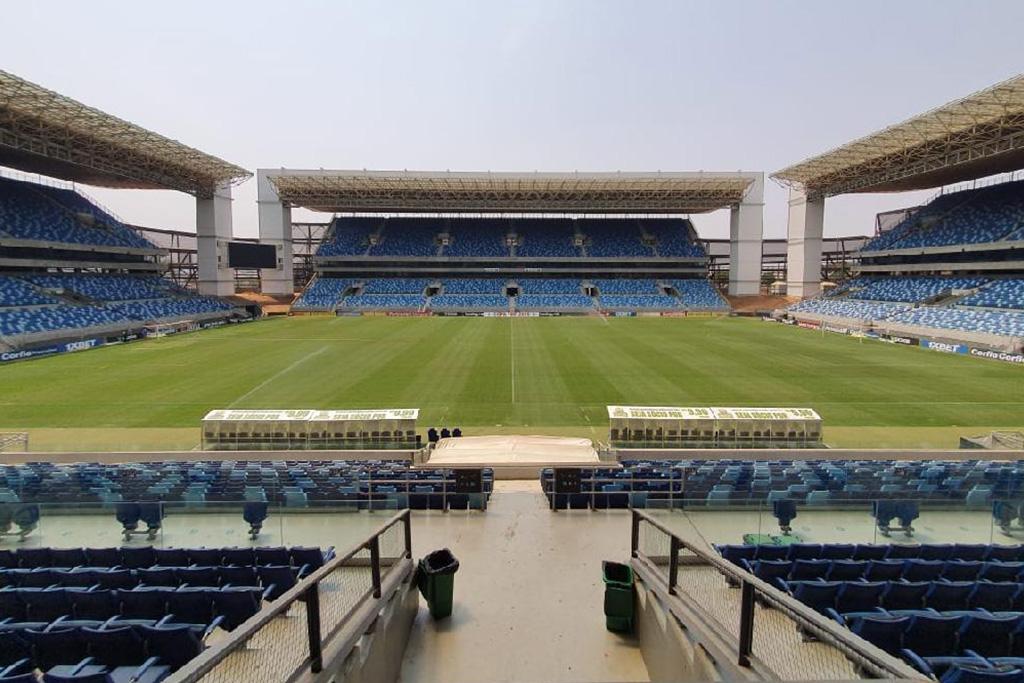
1;315;1022;451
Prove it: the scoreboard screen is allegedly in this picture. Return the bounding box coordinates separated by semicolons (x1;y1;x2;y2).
227;242;276;269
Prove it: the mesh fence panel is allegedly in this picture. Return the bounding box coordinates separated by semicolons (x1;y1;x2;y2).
320;547;374;640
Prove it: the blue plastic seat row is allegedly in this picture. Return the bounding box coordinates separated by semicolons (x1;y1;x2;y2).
717;542;1024;564
0;545;331;571
0;585;264;630
784;579;1024;614
743;558;1024;584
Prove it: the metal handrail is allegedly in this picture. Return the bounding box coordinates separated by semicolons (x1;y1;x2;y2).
630;509;921;679
170;508;412;682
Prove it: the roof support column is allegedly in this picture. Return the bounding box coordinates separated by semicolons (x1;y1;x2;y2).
785;188;824;298
196;182;235;297
728;173;764;296
257;170;293;296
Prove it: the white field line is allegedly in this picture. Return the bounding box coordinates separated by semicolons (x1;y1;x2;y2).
510;317;516;403
228;345;329;407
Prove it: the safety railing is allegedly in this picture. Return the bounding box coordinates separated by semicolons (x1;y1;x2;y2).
169;509;413;682
629;509;919;679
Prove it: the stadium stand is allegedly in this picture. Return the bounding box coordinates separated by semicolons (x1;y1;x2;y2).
888;307;1024;338
850;277;989;304
592;278;683;310
315;217;379;257
513;219;579;257
787;298;910;321
0;461;494;510
862;181;1024;252
579;219;651;257
669;279;730;309
515;279;592;310
291;277;355;310
719;541;1024;680
0;177;156;250
340;278;429;310
0;276;57;307
444;219;511;257
959;280;1024;310
369;218;440;257
431;279;510;310
643;219;705;257
544;459;1024;511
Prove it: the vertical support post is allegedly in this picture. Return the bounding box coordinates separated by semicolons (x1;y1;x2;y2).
631;511;641;558
738;580;755;667
305;584;323;673
257;170;294;296
728;173;764;297
196;182;235;297
403;511;412;559
369;536;382;599
786;187;826;298
668;536;681;595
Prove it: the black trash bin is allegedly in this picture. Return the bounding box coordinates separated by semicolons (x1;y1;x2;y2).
417;548;459;619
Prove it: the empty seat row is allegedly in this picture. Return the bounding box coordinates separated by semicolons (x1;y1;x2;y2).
0;545;331;571
744;558;1024;584
718;542;1024;565
785;579;1024;614
0;563;305;596
0;585;267;631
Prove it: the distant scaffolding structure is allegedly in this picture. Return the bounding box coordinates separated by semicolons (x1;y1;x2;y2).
201;409;420;451
607;406;823;449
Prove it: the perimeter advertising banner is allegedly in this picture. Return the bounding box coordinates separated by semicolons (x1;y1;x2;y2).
920;339;968;354
797;320;821;330
0;338;103;363
970;348;1024;364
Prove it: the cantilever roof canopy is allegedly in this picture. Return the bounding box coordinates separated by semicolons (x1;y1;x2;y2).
0;70;251;198
772;74;1024;199
264;170;759;214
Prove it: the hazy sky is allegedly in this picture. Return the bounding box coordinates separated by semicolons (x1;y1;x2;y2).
2;1;1022;240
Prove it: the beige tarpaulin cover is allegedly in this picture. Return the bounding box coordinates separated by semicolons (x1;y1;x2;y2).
430;435;600;465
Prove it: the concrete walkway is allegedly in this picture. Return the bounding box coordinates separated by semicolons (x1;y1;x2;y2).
400;481;649;683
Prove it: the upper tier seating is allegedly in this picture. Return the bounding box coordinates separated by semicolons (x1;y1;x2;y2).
862;181;1024;252
669;279;729;309
787;298;910;321
314;217;705;259
0;177;155;251
369;218;439;257
580;219;651;257
514;220;579;257
959;280;1024;311
0;276;56;307
292;278;355;310
644;220;705;258
445;219;511;257
851;277;988;304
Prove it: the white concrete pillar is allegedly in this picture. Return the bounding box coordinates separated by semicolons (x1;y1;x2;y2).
196;183;235;297
728;173;764;296
257;170;294;296
785;187;825;298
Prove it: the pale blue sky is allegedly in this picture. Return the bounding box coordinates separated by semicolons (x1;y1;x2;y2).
1;1;1022;239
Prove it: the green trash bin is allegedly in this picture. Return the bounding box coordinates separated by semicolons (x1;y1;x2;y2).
417;548;460;619
603;560;634;633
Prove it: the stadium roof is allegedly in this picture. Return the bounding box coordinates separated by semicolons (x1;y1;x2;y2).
772;74;1024;199
0;70;251;198
264;170;759;214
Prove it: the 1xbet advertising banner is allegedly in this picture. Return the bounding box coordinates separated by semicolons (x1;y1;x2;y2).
920;339;968;354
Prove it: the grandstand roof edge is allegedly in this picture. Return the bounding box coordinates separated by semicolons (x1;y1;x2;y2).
771;74;1024;198
261;169;763;215
0;70;251;197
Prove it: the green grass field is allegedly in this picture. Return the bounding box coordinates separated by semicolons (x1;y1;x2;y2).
1;315;1022;451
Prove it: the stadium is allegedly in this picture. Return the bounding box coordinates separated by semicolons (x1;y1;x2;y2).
1;17;1024;683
